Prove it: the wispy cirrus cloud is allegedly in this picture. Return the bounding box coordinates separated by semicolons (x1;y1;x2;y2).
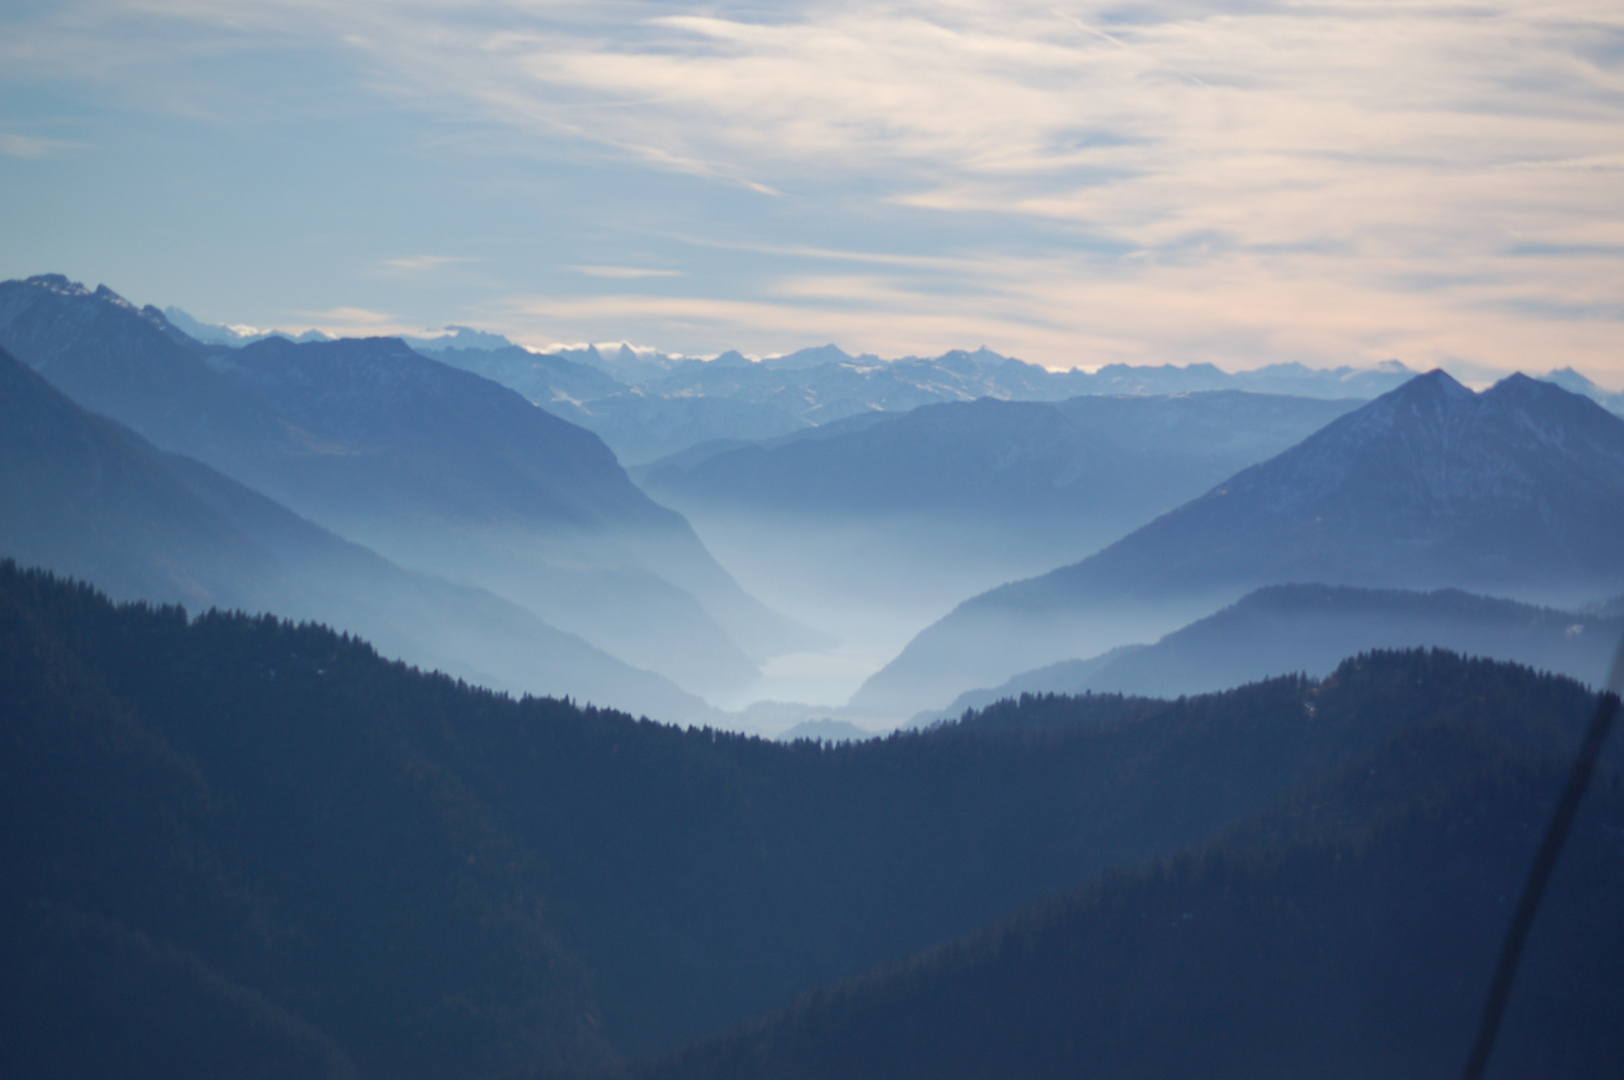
4;0;1622;378
290;305;420;338
0;130;79;158
572;265;681;279
381;255;476;272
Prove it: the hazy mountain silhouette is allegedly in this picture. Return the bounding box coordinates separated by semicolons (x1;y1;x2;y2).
162;305;335;346
0;275;812;696
0;346;716;721
432;343;627;406
640;392;1362;586
1541;366;1624;415
441;340;1409;464
921;584;1624;724
776;718;879;743
0;343;277;606
858;371;1624;714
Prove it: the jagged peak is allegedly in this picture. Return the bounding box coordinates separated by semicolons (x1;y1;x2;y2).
1484;371;1545;396
10;275;178;336
1482;371;1616;420
87;283;141;314
20;273;88;296
1402;368;1473;398
1542;366;1598;390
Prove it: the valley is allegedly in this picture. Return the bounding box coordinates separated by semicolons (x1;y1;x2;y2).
3;273;1622;1079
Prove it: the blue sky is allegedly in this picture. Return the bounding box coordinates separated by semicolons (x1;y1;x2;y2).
2;0;1621;380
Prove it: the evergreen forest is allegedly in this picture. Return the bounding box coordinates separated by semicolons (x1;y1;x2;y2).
1;560;1620;1079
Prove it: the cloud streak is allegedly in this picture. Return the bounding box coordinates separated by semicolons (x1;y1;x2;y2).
573;265;681;279
0;131;79;158
382;255;476;271
5;0;1622;378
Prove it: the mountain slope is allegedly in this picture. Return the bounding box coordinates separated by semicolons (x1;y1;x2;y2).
858;371;1624;713
14;564;1618;1073
922;584;1624;722
641;392;1361;596
0;344;278;608
611;711;1623;1080
0;345;715;721
0;275;807;695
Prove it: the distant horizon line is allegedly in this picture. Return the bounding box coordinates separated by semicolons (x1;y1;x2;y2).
11;273;1617;391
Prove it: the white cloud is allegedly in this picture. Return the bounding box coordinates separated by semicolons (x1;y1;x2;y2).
7;0;1623;378
572;265;681;279
381;255;476;271
289;305;420;337
0;131;77;157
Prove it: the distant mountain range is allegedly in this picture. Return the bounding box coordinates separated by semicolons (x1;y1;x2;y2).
444;342;1624;468
444;344;1420;465
0;344;716;722
917;584;1624;724
169;308;1624;469
0;275;810;698
857;371;1624;715
634;392;1368;668
172;319;1418;466
639;392;1364;600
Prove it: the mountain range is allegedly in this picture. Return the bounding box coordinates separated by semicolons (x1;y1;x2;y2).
11;281;1622;1080
0;275;809;698
437;344;1418;465
637;392;1364;621
0;344;715;722
917;584;1624;724
857;371;1624;714
170;306;1624;470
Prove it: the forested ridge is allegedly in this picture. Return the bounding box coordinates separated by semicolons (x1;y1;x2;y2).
2;560;1619;1078
609;744;1623;1080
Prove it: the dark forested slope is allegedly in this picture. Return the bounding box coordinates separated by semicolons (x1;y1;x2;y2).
615;748;1622;1080
5;562;1618;1079
606;661;1624;1080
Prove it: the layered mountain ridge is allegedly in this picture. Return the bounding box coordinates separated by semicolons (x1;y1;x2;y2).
439;342;1419;464
858;370;1624;714
918;584;1624;724
0;274;809;698
0;345;715;721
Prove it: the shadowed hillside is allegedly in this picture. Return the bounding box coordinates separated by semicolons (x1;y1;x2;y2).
602;732;1623;1080
5;559;1620;1078
6;558;1617;1071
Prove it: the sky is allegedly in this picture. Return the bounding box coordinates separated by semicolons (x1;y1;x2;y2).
2;0;1622;381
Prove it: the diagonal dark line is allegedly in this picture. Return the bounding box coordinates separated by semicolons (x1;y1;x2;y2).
1458;636;1624;1080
